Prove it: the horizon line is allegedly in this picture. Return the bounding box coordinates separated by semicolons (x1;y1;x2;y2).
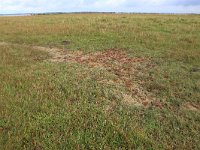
1;11;200;16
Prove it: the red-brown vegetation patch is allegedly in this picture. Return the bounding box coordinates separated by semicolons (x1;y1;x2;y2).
38;47;156;107
0;42;157;108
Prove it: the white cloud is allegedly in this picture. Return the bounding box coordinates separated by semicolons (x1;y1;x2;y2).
0;0;200;14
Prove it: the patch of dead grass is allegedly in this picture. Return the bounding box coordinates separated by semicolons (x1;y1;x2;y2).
0;42;158;108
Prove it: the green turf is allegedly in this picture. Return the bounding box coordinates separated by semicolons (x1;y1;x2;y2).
0;14;200;149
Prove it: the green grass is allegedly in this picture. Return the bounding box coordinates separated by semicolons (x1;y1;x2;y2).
0;14;200;149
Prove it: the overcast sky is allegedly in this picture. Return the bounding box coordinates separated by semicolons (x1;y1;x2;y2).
0;0;200;14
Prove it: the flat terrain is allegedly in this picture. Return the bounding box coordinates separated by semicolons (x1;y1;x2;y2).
0;14;200;149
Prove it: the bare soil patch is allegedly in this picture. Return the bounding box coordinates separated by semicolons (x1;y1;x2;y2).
182;103;200;112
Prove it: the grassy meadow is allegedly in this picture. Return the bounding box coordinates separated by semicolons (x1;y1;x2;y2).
0;14;200;149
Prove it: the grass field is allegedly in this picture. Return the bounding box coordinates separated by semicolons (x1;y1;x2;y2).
0;14;200;149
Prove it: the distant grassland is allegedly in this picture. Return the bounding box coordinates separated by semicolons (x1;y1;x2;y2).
0;14;200;149
0;14;199;56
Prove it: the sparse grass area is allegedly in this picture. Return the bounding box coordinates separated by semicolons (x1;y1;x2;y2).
0;14;200;149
